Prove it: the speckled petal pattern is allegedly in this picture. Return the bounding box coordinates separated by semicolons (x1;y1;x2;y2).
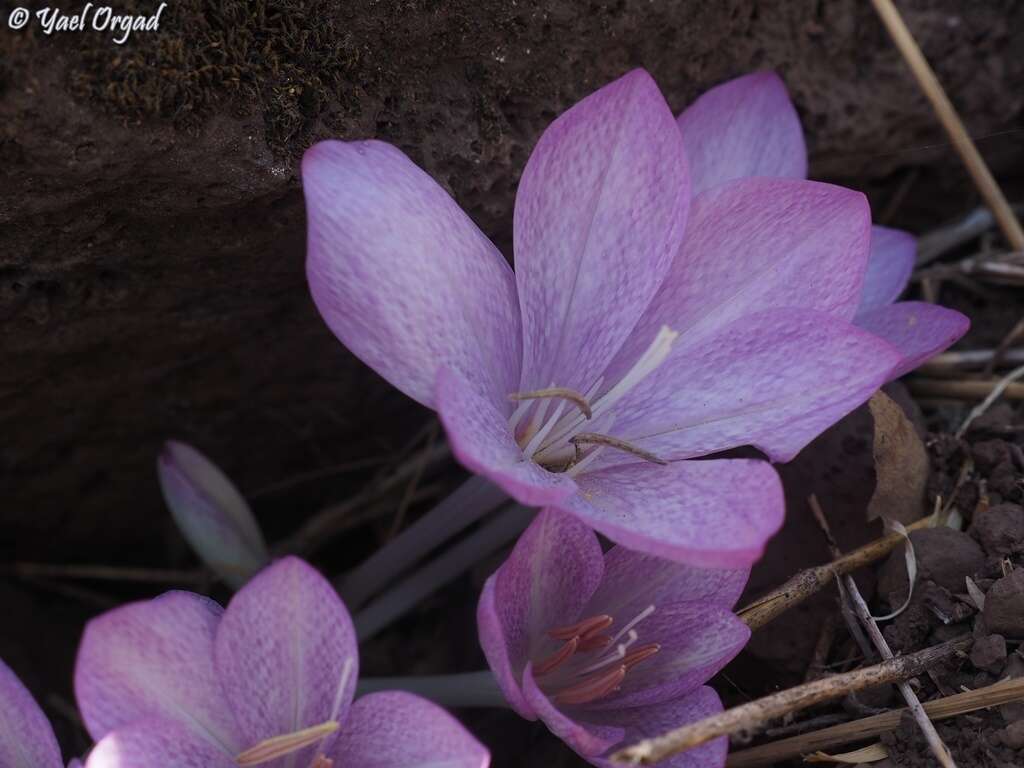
587;602;748;710
586;547;749;620
676;71;807;196
84;718;237;768
329;692;490;768
522;665;625;758
0;658;63;768
607;177;871;379
74;591;240;753
856;301;969;380
213;558;357;766
858;226;917;312
589;687;727;768
565;459;783;568
436;367;578;507
304;139;522;409
610;308;901;464
478;510;604;719
515;69;689;396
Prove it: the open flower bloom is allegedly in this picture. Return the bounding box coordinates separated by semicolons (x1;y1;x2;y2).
0;656;83;768
479;510;748;767
303;68;966;568
74;557;488;768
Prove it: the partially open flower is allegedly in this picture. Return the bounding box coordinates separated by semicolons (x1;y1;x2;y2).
75;557;488;768
0;656;80;768
157;440;269;587
479;510;749;767
303;68;964;568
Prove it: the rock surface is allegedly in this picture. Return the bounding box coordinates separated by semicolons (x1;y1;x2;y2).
4;1;1024;562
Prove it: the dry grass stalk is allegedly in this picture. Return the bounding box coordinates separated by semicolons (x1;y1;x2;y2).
811;505;957;767
726;677;1024;768
918;348;1024;375
906;378;1024;404
738;515;933;631
956;363;1024;438
869;0;1024;250
609;637;971;765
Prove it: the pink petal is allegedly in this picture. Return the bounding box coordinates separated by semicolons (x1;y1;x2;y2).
610;308;902;464
608;178;871;377
587;602;748;710
586;547;749;619
514;69;689;395
327;692;489;768
436;367;577;507
158;441;269;588
303;140;522;409
214;557;357;763
589;687;727;768
522;665;625;757
74;592;240;752
84;718;236;768
676;71;807;196
565;459;783;568
857;226;916;311
856;302;969;380
0;658;63;768
478;510;604;719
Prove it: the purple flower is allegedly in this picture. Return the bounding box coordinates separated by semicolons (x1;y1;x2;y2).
677;70;968;379
0;656;81;768
157;440;270;588
302;68;965;568
478;510;748;767
74;557;488;768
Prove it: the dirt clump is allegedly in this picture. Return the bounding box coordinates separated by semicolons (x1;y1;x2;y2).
983;569;1024;638
971;503;1024;557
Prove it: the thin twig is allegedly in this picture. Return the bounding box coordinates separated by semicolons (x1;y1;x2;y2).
738;515;934;631
610;637;971;765
956;363;1024;438
726;677;1024;767
869;0;1024;250
984;318;1024;376
809;496;957;768
918;348;1024;375
907;377;1024;405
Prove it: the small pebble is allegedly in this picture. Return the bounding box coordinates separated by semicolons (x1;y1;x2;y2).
1002;720;1024;750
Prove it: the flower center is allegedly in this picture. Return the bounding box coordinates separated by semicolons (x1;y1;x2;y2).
508;327;678;474
531;605;659;706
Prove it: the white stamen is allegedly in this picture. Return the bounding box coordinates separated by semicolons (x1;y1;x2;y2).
591;326;678;421
575;629;638;675
532;328;677;459
522;400;567;458
609;605;655;646
507;397;534;432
